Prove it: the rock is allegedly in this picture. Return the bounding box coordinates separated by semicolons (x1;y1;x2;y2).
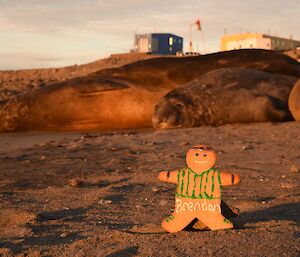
68;178;83;187
152;187;159;192
280;182;294;189
242;145;254;150
60;232;69;238
290;165;299;173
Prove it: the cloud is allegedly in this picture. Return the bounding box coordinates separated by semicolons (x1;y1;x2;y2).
0;0;217;34
1;0;299;38
0;0;299;69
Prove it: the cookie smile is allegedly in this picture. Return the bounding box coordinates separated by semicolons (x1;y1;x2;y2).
194;160;208;164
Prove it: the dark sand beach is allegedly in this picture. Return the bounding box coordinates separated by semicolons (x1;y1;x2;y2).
0;122;299;256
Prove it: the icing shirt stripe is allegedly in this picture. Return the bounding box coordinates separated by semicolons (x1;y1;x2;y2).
176;168;221;199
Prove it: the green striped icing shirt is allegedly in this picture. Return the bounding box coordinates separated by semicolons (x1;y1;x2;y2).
176;168;222;199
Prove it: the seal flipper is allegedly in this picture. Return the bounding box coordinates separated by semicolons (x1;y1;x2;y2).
38;75;130;96
75;77;130;96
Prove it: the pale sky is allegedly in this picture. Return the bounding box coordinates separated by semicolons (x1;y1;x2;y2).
0;0;299;70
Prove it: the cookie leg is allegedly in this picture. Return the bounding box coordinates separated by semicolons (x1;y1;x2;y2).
197;212;234;231
193;200;239;230
162;212;194;233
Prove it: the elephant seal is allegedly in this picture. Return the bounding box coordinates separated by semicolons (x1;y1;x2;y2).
1;49;300;132
288;79;300;121
95;49;300;88
152;68;298;129
0;76;172;131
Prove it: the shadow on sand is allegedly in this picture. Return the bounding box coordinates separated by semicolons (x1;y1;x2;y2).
234;202;300;228
0;207;88;253
1;202;298;254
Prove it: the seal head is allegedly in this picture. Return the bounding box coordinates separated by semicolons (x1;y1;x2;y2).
152;91;198;129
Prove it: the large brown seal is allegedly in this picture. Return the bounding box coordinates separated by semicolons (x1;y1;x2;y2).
288;79;300;121
0;76;171;131
1;49;300;132
152;68;298;129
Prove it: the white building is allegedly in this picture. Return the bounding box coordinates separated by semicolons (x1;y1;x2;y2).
221;33;300;51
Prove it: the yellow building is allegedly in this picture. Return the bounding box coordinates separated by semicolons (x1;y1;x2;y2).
221;33;300;51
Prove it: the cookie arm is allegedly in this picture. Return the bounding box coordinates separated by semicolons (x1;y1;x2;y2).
158;170;178;184
219;172;240;186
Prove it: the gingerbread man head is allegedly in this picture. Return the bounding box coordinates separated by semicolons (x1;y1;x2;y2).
186;144;216;174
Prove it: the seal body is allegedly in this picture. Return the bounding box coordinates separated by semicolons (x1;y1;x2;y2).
1;49;300;132
288;79;300;121
153;68;298;129
0;77;170;131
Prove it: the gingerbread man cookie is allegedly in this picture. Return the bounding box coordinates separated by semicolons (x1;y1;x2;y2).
158;144;240;233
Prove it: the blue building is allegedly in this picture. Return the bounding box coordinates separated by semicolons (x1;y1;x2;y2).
134;33;183;55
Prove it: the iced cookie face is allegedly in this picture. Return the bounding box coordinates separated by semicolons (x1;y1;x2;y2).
186;144;216;174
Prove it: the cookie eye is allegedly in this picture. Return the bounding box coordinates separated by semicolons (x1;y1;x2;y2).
203;154;207;157
195;153;199;157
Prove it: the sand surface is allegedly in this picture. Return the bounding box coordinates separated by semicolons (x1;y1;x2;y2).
0;122;299;256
